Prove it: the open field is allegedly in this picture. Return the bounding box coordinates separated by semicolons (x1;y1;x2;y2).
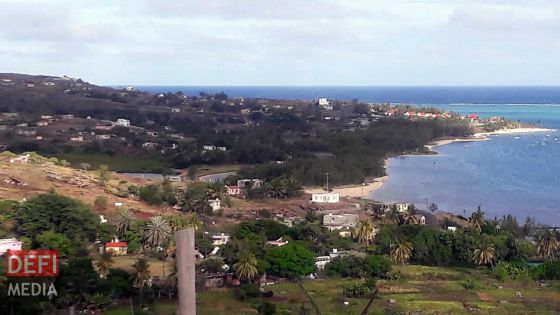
110;255;171;279
102;264;560;314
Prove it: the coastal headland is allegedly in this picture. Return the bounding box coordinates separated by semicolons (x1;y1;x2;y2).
308;127;556;199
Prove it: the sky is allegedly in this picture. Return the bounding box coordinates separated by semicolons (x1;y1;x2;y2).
1;0;559;85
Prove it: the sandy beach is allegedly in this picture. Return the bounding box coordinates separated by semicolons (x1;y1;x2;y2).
305;176;387;198
474;127;555;137
426;127;556;150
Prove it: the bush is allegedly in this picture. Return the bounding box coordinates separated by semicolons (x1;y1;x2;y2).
342;282;370;298
532;261;560;280
234;288;247;301
262;290;274;298
326;256;366;278
364;278;377;290
461;277;476;290
234;283;261;301
93;196;108;210
258;302;277;315
365;255;392;278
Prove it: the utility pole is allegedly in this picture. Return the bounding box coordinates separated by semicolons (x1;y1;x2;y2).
176;228;196;315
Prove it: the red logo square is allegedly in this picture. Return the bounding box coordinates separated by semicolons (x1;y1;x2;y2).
5;250;59;277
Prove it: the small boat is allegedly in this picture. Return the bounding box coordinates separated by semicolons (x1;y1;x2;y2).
514;136;520;139
542;141;547;146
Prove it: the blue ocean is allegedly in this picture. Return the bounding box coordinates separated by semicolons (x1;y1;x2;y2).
138;86;560;224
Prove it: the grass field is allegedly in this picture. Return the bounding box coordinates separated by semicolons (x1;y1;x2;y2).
110;255;170;279
53;153;168;172
102;264;560;314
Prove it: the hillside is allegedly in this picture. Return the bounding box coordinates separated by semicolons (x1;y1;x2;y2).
0;151;163;218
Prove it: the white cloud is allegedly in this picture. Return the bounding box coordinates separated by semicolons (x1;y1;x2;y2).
0;0;559;84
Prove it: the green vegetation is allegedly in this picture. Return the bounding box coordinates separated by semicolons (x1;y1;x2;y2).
55;152;169;172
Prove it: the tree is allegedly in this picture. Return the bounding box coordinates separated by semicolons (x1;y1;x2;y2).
131;258;151;287
115;208;135;237
266;244;315;279
325;255;367;278
36;231;73;255
142;216;171;248
15;193;97;244
234;253;259;283
166;214;188;232
469;206;485;233
98;164;112;185
186;213;203;231
390;240;413;270
95;252;114;279
198;257;225;274
536;230;559;260
472;241;495;267
93;196;108;211
56;257;99;310
353;219;376;246
365;255;392;277
384;206;401;225
402;205;419;225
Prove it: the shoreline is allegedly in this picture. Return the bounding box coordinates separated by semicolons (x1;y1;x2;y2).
305;127;556;200
305;176;388;198
427;127;556;150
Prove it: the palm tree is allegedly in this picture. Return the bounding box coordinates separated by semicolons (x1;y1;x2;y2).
472;242;495;266
369;203;386;223
131;258;151;287
185;213;203;231
353;219;376;246
384;206;401;225
234;252;258;283
402;205;419;225
95;251;114;279
469;206;485;233
390;240;413;271
142;216;171;248
167;214;188;232
536;230;559;259
115;208;135;237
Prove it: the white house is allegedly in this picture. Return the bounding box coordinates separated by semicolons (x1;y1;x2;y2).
266;237;289;247
318;98;333;110
393;203;411;212
318;98;329;106
311;192;340;203
208;198;221;212
115;118;131;127
322;213;359;231
203;145;216;151
226;185;241;195
237;179;263;189
70;136;84;142
0;238;23;255
315;249;350;270
211;233;230;246
171;108;181;113
96;134;111;140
